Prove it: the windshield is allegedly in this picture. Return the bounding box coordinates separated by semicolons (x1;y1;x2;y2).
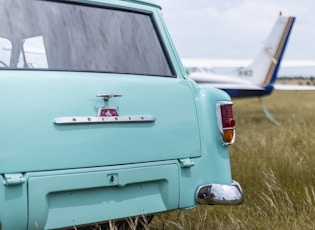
0;0;173;76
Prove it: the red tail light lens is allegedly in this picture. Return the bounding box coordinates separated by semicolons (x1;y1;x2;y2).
216;101;235;144
221;104;235;128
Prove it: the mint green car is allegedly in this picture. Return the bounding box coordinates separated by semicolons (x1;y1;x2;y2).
0;0;243;229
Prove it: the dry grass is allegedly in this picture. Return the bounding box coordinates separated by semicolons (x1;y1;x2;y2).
150;90;315;229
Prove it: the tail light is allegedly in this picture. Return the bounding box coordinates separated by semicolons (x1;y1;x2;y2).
216;101;235;145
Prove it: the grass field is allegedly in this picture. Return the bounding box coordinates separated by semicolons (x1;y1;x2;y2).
149;90;315;229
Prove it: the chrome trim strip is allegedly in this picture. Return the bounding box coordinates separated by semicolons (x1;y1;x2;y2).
54;115;156;125
196;180;244;206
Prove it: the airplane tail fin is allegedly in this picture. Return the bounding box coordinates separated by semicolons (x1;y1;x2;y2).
238;15;295;87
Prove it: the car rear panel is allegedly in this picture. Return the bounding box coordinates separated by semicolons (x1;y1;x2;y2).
0;71;201;173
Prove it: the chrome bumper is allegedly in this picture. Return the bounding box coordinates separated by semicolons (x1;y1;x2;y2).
196;180;244;205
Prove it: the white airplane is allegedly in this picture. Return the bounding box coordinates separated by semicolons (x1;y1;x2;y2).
183;15;315;98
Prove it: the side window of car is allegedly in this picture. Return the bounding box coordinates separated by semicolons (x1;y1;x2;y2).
17;36;48;69
0;38;11;67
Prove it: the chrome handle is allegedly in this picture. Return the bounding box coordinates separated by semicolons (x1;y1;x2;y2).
96;93;122;101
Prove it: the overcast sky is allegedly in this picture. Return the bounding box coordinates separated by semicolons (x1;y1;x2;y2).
159;0;315;61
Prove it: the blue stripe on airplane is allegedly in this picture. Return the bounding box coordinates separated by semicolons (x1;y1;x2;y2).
222;85;274;98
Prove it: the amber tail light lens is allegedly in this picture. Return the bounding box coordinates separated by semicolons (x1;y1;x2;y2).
216;101;235;145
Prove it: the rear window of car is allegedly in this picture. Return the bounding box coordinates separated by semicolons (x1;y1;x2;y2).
0;0;174;76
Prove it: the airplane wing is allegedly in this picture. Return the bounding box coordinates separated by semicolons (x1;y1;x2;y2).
198;82;315;91
198;83;264;90
273;84;315;90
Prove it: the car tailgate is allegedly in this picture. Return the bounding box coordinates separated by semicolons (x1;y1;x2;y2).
0;71;201;173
